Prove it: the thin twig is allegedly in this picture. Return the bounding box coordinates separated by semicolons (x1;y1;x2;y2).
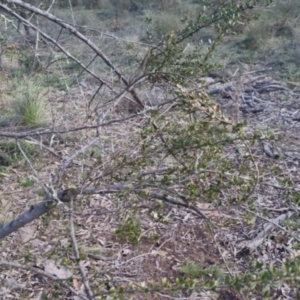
69;196;94;300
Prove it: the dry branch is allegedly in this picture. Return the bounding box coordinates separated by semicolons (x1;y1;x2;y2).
0;201;51;240
0;179;209;240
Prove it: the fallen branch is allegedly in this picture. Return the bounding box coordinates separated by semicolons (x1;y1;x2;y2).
0;181;209;240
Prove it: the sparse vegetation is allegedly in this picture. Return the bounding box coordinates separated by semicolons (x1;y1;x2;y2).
0;0;300;299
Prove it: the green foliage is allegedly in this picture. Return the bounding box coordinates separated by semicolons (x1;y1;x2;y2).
180;262;208;278
178;258;300;298
115;216;142;244
19;177;35;188
227;258;300;297
10;78;49;127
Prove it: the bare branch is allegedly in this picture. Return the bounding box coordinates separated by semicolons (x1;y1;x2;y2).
0;200;50;240
0;173;210;240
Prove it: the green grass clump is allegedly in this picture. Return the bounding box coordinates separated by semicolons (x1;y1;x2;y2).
180;261;204;279
115;216;142;244
10;79;49;127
